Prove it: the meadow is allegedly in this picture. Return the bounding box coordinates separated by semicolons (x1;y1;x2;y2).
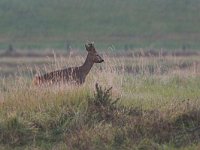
0;0;200;149
0;0;200;49
0;51;200;149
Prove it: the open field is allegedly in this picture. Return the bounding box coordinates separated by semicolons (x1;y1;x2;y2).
0;0;200;49
0;52;200;149
1;0;200;149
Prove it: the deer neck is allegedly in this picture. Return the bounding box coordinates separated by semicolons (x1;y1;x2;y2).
80;54;94;76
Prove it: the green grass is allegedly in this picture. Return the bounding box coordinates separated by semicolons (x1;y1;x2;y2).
0;54;200;149
0;0;200;50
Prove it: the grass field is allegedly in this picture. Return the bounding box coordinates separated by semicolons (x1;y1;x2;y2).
0;52;200;149
0;0;200;50
1;0;200;149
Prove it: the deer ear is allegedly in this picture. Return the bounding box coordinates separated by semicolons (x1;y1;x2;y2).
85;44;90;51
85;42;95;52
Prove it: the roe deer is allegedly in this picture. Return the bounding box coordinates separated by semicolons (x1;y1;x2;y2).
33;42;104;85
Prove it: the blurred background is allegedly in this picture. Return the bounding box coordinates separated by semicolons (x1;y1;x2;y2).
0;0;200;52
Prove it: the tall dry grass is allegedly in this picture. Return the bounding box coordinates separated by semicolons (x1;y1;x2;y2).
0;53;200;149
1;53;200;111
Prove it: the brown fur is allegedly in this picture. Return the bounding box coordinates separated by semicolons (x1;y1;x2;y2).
33;43;104;85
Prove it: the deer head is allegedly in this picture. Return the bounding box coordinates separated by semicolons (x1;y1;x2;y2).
85;42;104;63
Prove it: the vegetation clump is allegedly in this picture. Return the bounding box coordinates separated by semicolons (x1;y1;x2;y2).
86;83;120;123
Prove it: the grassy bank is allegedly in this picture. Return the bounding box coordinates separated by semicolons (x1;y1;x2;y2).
0;54;200;149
